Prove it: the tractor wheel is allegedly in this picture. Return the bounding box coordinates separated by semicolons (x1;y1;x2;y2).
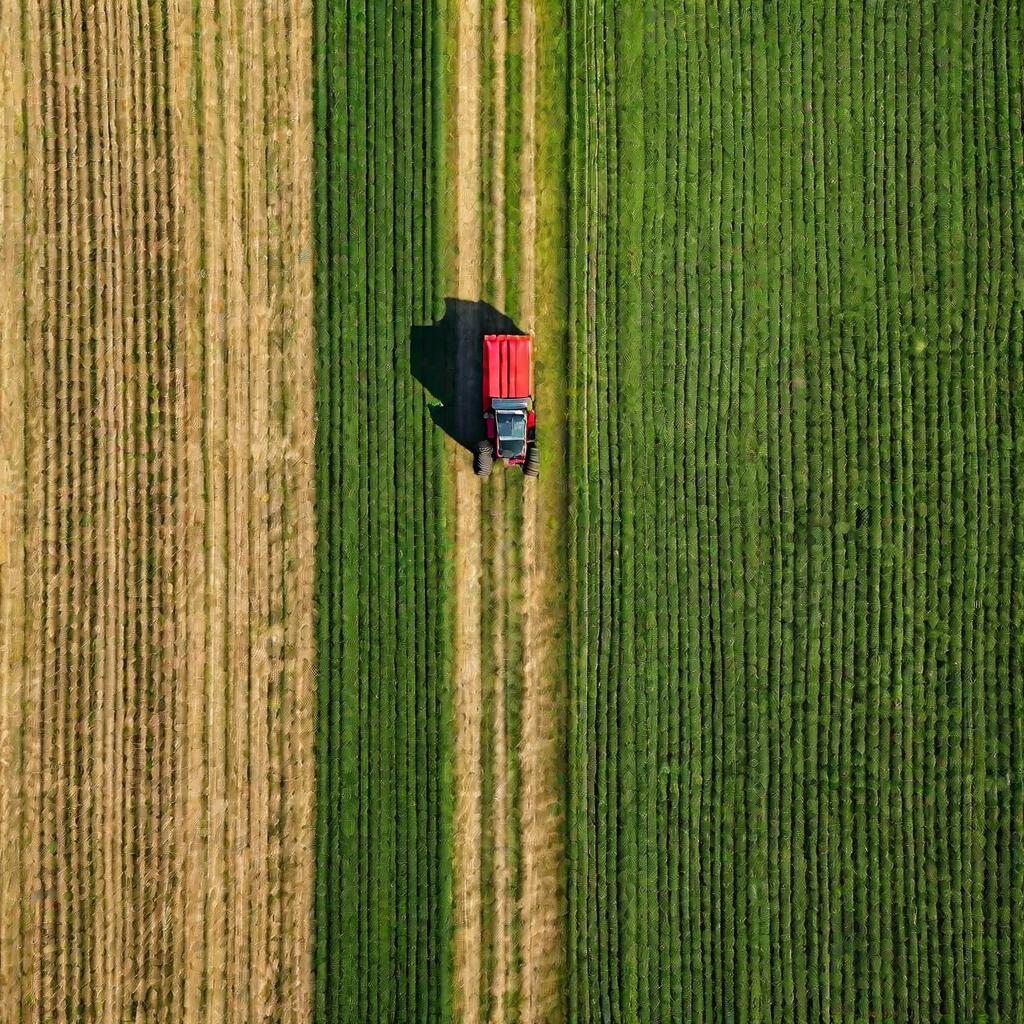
474;440;493;477
523;443;540;478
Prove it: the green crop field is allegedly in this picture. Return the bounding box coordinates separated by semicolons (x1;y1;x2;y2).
567;2;1024;1022
312;0;1024;1021
313;1;452;1021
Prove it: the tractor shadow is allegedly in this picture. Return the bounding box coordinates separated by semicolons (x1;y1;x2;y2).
410;298;525;452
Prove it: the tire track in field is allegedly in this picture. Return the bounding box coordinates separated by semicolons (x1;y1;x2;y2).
0;4;29;1017
452;0;516;1018
451;0;566;1020
452;0;486;1017
487;2;515;1020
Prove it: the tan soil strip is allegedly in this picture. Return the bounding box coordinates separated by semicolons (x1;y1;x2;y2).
17;4;45;1015
224;0;253;1016
261;1;288;1013
222;0;252;1016
125;15;146;1000
66;2;93;1010
489;484;511;1024
166;0;208;1017
519;0;538;324
488;0;514;1019
279;0;318;1014
195;3;231;1016
25;0;49;999
519;0;566;1019
52;0;77;1007
241;3;272;1018
150;0;179;1011
112;2;133;1005
0;4;27;1018
126;6;148;1006
490;0;508;315
133;1;165;1007
42;2;66;1013
95;0;124;1014
452;0;486;1018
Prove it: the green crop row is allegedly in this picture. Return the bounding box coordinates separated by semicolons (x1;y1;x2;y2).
313;2;452;1022
567;1;1024;1021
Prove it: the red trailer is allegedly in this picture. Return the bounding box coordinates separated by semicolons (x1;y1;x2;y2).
475;334;538;478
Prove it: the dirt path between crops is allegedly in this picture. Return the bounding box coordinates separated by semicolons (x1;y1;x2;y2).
486;3;516;1021
452;0;486;1017
451;0;516;1018
450;0;564;1020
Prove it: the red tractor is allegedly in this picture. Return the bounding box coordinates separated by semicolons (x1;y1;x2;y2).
474;334;539;478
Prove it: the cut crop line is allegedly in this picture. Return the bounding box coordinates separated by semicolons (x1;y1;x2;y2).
452;0;486;1018
0;1;27;1018
487;1;516;1020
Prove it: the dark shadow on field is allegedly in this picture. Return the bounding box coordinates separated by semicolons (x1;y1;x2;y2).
410;298;525;452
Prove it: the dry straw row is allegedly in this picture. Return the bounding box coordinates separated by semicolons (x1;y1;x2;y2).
0;1;315;1021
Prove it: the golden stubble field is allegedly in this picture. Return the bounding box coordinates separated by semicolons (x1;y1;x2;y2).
0;2;316;1021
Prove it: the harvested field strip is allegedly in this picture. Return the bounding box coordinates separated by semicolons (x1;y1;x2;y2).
451;0;486;1016
0;0;27;1002
568;1;1024;1021
448;0;567;1020
312;1;453;1021
0;2;316;1021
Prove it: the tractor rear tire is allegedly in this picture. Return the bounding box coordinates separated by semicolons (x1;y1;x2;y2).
523;443;540;478
474;439;493;477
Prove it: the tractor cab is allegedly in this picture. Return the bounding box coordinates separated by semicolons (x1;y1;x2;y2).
491;397;529;460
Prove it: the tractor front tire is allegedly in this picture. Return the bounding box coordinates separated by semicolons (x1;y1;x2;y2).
523;443;540;478
474;439;493;477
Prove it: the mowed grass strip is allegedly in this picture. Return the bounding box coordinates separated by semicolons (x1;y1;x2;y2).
445;1;566;1019
567;1;1024;1020
313;1;453;1021
0;2;317;1021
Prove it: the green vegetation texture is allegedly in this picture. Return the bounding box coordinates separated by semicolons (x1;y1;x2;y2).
567;2;1024;1021
313;1;453;1021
